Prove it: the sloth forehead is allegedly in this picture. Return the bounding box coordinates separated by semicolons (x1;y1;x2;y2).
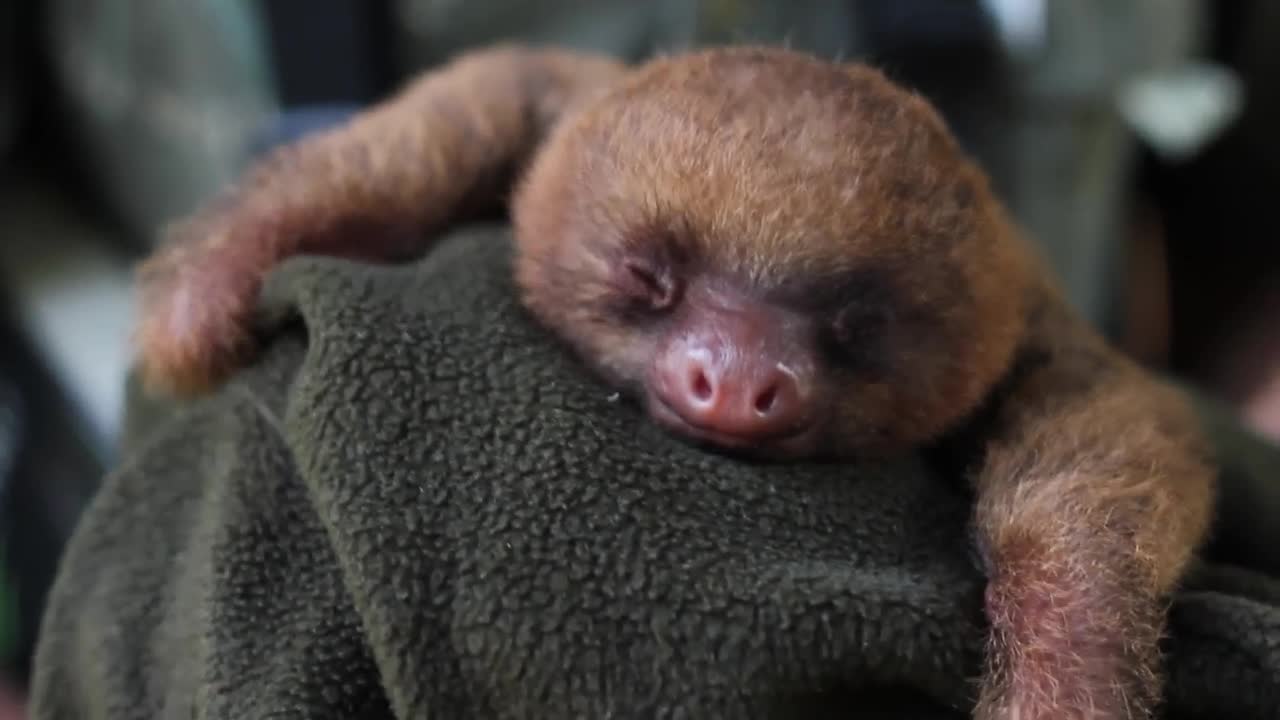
574;66;970;248
601;47;953;153
539;49;985;290
570;124;974;290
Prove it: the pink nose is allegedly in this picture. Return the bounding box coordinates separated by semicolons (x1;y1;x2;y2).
658;344;809;440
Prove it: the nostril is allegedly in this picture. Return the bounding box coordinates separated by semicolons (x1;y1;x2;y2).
690;368;714;403
753;384;778;415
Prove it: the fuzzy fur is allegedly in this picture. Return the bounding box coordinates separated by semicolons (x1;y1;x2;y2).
133;44;1216;719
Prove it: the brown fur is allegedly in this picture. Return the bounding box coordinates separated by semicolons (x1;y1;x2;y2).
135;45;626;394
969;290;1214;719
133;45;1216;719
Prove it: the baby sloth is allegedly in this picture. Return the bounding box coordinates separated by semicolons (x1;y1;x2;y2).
134;45;1215;719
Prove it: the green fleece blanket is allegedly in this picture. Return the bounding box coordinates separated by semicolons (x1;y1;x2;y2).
30;227;1280;719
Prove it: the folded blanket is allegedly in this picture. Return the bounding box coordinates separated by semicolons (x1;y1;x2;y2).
30;227;1280;719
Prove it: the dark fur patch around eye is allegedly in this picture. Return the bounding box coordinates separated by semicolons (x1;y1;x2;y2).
783;265;905;374
621;219;697;267
622;257;679;309
599;223;698;320
824;306;894;376
833;300;893;347
596;252;684;327
775;264;898;315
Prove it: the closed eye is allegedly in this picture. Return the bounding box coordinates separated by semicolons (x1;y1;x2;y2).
832;302;890;347
622;258;680;310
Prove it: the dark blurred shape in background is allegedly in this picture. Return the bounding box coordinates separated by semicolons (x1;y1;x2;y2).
0;1;1277;713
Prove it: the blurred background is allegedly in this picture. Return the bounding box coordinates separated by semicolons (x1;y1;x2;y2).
0;0;1278;715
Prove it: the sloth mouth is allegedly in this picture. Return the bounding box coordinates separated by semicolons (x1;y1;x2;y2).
645;395;820;459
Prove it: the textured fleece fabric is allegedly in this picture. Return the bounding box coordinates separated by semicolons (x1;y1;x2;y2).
30;227;1280;719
